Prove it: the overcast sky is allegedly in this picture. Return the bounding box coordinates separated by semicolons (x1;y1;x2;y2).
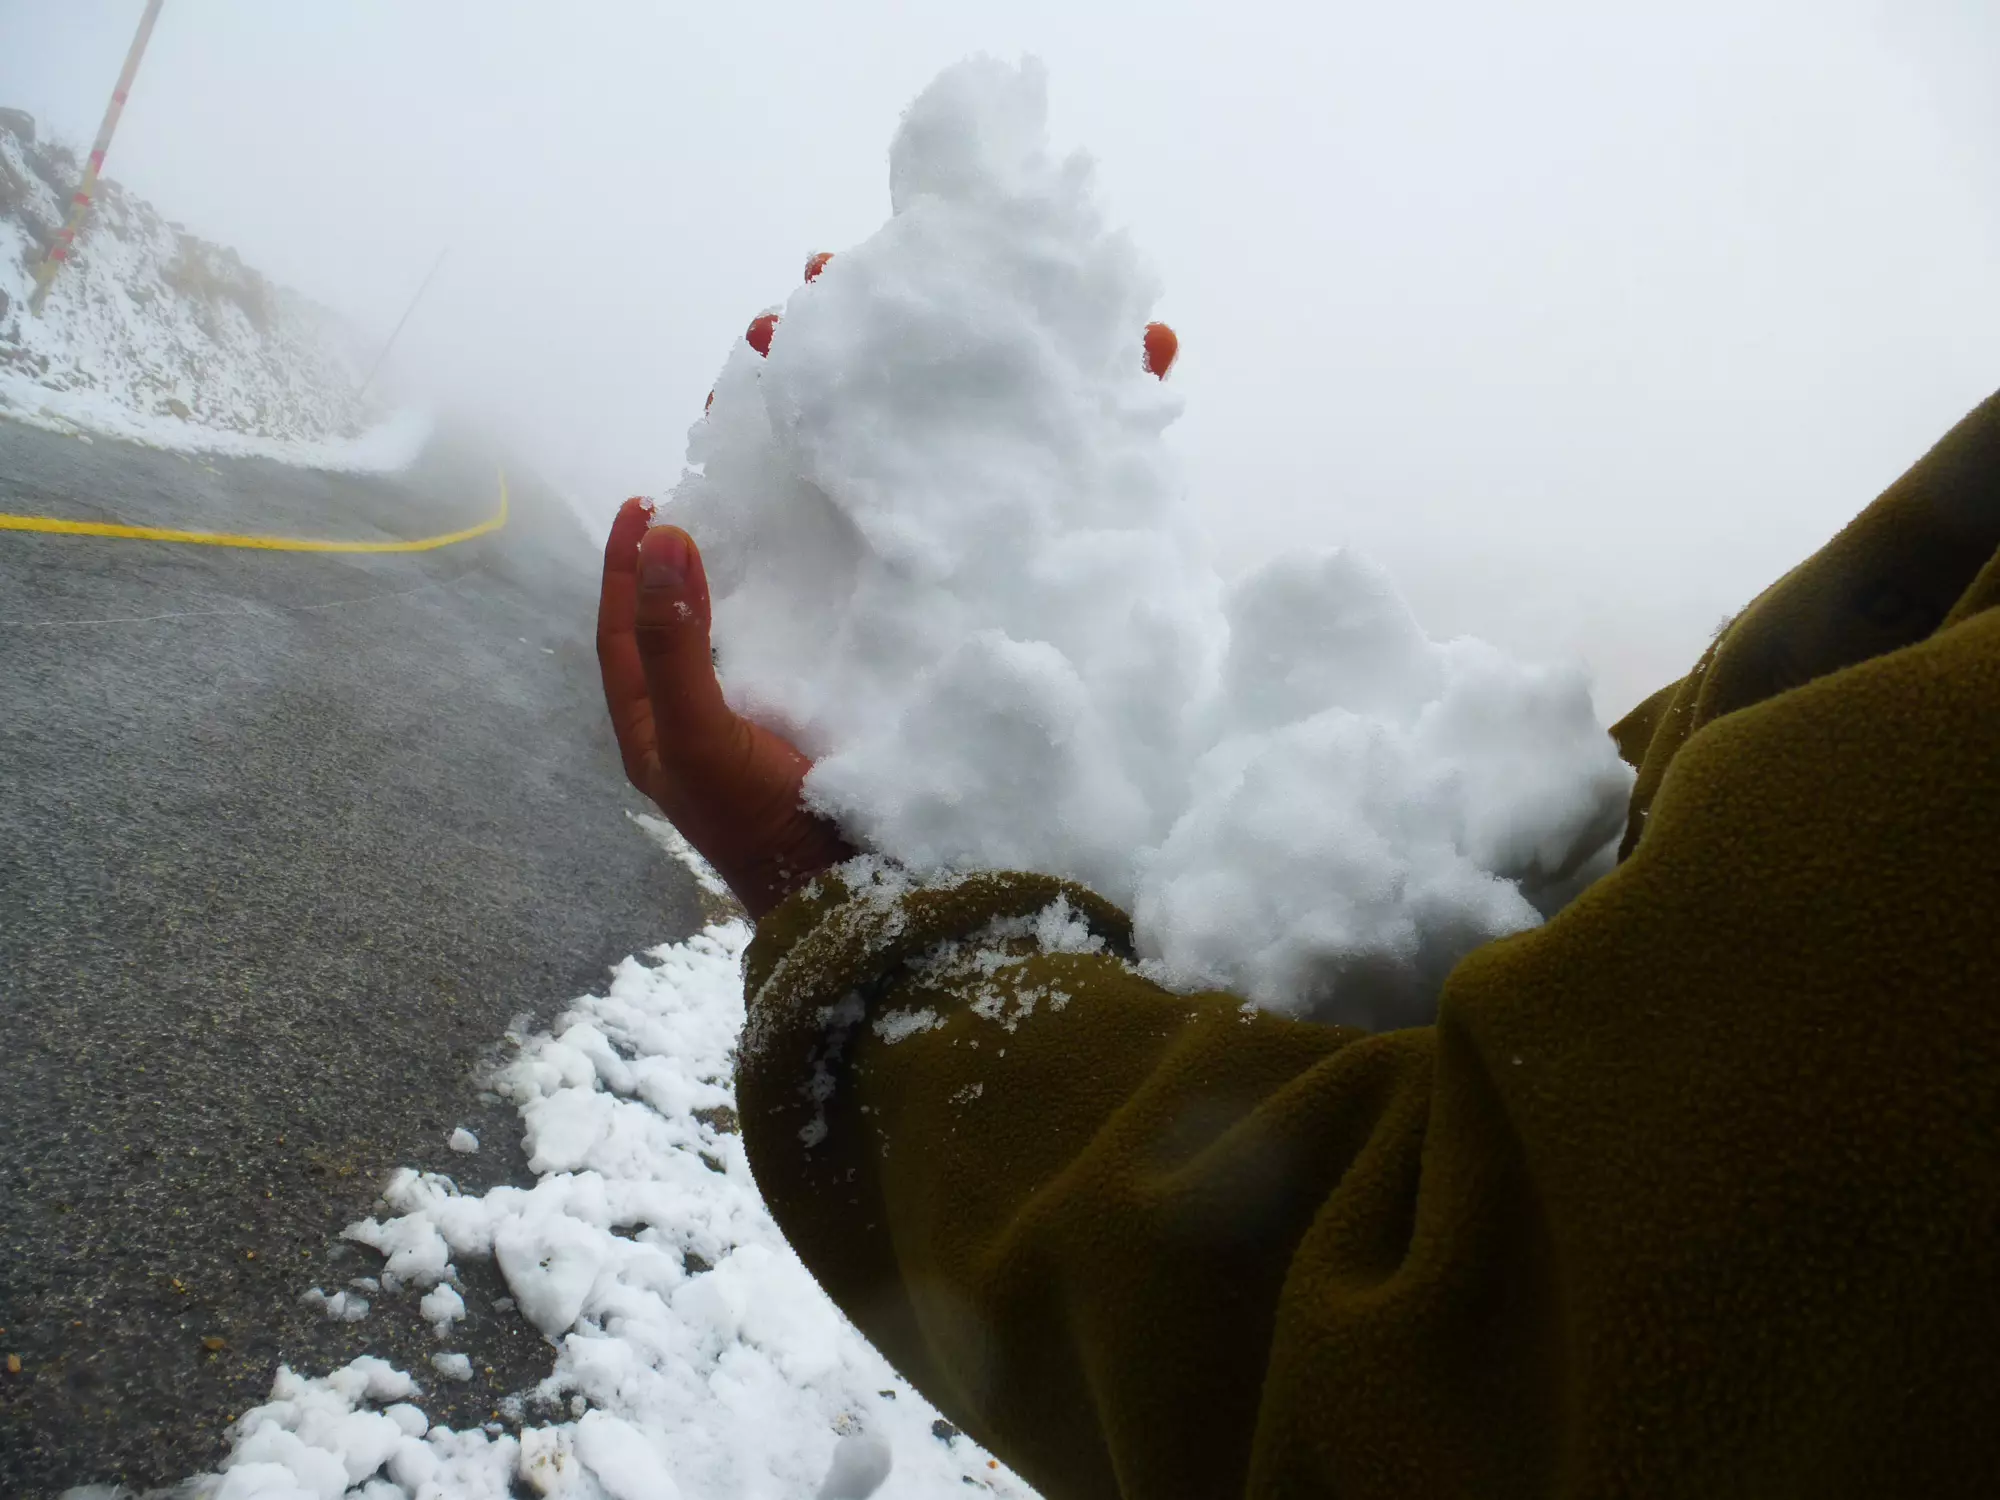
4;0;1995;715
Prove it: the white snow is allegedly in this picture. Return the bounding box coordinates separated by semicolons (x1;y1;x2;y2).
0;381;432;470
447;1128;480;1155
626;812;733;902
177;903;1033;1498
0;118;426;470
816;1433;894;1500
300;1289;372;1325
419;1283;467;1337
665;56;1633;1026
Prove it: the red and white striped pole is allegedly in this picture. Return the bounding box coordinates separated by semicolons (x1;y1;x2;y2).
28;0;167;315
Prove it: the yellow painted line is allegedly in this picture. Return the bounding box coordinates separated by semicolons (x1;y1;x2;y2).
0;469;509;553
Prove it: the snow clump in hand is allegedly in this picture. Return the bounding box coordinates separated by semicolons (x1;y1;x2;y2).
667;55;1634;1026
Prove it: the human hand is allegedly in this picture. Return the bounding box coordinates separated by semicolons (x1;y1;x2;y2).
596;499;854;918
599;252;1180;919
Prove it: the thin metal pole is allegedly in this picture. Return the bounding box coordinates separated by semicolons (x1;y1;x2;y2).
355;247;449;404
28;0;166;315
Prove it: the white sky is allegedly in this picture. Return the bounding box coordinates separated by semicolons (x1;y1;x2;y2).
4;0;1995;716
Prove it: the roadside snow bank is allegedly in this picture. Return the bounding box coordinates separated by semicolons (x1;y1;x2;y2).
0;113;424;470
178;908;1031;1500
0;379;432;471
668;57;1633;1026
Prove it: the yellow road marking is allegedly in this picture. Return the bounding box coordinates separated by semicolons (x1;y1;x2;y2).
0;469;508;553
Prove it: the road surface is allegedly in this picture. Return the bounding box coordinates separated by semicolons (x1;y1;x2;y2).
0;417;704;1496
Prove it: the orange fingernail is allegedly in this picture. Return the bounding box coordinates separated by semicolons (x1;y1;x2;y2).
804;251;833;282
746;313;780;357
1143;322;1178;379
705;389;714;412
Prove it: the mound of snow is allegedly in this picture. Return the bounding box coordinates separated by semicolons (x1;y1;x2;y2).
0;112;424;469
667;57;1633;1026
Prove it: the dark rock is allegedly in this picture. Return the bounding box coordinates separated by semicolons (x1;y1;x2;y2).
0;108;33;145
0;153;26;214
691;1105;740;1135
932;1418;960;1441
28;140;77;194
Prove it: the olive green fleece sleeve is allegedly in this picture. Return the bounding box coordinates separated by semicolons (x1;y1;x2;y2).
736;394;2000;1500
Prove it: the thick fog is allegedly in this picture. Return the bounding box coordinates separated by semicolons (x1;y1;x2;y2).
4;0;1995;716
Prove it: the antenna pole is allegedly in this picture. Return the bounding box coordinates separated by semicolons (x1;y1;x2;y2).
356;247;449;404
28;0;166;315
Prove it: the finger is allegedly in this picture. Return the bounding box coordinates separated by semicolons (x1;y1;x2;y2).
746;312;780;357
1143;321;1178;379
633;525;740;769
596;497;664;792
804;251;833;282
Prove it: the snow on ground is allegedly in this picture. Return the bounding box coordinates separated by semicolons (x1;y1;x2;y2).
0;385;432;471
668;56;1634;1029
157;842;1033;1500
0;113;425;472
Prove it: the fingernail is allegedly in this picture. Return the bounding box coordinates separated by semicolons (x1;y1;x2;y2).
640;528;692;591
746;313;779;357
1143;322;1178;379
804;251;833;283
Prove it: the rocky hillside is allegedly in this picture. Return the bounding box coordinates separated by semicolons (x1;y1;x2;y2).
0;107;419;463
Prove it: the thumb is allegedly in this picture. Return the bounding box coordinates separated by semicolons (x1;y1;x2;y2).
633;525;737;765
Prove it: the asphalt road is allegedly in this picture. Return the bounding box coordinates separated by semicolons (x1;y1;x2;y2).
0;417;705;1496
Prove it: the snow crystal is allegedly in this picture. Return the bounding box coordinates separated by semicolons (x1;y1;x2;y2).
666;56;1632;1025
419;1282;466;1336
872;1006;946;1045
447;1127;480;1154
341;1206;451;1289
300;1288;371;1324
493;1213;608;1338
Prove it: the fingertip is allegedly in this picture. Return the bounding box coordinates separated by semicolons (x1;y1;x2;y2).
604;496;654;567
804;251;833;283
1143;321;1179;379
746;313;779;357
